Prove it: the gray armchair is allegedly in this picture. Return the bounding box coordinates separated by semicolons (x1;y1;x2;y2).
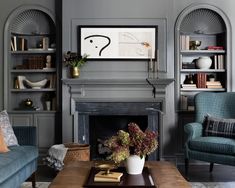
184;92;235;177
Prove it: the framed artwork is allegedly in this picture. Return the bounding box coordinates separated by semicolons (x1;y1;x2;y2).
78;26;157;60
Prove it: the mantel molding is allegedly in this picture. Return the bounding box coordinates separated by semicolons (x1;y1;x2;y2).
62;78;174;86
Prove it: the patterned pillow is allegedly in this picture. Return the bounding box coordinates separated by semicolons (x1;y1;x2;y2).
0;127;10;153
203;115;235;138
0;110;18;146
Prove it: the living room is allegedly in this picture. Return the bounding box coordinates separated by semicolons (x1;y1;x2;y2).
0;0;235;187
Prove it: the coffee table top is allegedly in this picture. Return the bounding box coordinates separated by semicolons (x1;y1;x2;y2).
49;161;191;188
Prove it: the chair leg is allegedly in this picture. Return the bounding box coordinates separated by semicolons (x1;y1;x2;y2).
28;172;36;188
185;158;189;178
209;163;214;173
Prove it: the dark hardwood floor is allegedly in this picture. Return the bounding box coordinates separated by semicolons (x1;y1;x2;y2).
177;164;235;182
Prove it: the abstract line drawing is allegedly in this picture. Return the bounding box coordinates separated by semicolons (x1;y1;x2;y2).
84;35;111;56
79;26;156;59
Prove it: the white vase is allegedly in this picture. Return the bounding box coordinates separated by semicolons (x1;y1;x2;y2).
125;155;145;175
196;56;212;69
45;101;51;111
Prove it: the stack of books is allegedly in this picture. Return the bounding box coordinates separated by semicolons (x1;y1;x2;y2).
206;81;222;88
181;84;197;89
94;171;123;182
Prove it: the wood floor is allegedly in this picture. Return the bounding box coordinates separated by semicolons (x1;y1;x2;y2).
177;164;235;182
36;164;235;183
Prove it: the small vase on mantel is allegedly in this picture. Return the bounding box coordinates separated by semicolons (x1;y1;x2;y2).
125;155;145;175
70;67;80;78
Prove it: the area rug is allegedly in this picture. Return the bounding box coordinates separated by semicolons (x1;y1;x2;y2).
20;182;50;188
191;182;235;188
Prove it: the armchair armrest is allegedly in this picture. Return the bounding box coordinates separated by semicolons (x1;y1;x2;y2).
13;126;37;146
184;122;203;142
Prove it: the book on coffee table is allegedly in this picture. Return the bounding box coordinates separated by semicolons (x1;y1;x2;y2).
94;171;123;182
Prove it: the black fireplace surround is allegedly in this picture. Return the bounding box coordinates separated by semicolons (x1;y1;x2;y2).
75;102;161;160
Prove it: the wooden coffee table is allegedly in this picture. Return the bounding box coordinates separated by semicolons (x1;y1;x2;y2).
49;161;190;188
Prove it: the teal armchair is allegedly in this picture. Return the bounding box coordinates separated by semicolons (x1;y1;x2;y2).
184;92;235;176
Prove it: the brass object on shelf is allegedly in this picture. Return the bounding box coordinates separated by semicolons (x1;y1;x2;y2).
14;78;19;89
71;67;80;78
24;98;33;107
189;40;201;50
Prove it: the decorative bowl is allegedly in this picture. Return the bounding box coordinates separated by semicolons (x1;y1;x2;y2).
24;78;48;89
95;163;118;175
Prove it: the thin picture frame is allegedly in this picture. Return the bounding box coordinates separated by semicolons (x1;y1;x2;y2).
78;26;158;60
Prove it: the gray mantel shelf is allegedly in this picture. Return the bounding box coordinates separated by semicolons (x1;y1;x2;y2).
62;78;175;86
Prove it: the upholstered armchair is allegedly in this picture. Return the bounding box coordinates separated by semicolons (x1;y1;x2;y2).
184;92;235;177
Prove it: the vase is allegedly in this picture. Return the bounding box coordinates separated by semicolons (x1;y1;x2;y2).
45;101;51;111
196;56;212;69
125;155;145;175
71;67;80;78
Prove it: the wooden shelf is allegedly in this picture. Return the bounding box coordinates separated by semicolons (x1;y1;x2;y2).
11;88;56;92
180;50;225;54
10;68;56;73
180;88;226;92
180;69;225;73
11;49;56;54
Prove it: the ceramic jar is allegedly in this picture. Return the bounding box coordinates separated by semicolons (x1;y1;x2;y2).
125;155;145;175
196;56;212;69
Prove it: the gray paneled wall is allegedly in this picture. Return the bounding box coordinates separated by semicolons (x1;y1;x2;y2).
62;0;235;162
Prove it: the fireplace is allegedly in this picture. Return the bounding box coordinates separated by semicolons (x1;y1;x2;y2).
75;102;161;160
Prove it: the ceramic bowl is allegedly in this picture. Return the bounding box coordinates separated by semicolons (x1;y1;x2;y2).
24;78;48;89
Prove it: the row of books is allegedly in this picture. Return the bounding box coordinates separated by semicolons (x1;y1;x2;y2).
180;35;190;50
181;95;195;111
11;35;50;51
11;36;28;51
212;55;225;69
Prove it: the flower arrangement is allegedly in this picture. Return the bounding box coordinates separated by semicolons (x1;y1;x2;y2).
104;122;158;164
64;51;89;68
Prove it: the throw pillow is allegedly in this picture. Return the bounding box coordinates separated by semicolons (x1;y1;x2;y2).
0;110;18;146
0;127;10;153
203;115;235;138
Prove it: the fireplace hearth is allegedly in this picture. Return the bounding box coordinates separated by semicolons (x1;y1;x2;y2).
75;102;161;160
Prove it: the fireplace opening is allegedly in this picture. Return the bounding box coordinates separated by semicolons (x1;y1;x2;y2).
89;115;148;160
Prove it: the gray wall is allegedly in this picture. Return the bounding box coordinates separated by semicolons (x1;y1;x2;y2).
62;0;235;161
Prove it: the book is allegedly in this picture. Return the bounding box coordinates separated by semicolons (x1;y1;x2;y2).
94;171;123;182
206;81;221;85
181;84;197;88
207;46;224;50
207;85;223;89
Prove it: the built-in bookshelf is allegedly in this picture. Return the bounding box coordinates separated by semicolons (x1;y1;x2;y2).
176;7;229;112
4;7;59;157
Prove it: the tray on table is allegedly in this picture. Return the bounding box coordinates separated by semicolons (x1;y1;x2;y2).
84;167;156;187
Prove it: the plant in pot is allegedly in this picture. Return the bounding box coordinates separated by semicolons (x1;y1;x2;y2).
64;51;89;78
43;92;55;111
208;74;216;82
104;122;158;175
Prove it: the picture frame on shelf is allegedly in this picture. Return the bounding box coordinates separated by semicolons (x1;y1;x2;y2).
78;25;157;60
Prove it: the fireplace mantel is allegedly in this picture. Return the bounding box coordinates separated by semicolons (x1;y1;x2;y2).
62;78;174;114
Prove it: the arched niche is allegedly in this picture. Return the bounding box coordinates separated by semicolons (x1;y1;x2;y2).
175;3;232;110
3;5;55;109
